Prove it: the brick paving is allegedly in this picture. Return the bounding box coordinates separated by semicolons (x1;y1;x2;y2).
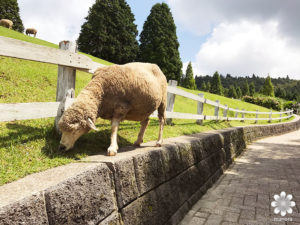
179;129;300;225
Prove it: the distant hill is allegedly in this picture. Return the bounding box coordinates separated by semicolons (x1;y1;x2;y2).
195;74;300;101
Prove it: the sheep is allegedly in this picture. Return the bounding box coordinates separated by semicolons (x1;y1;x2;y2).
58;62;167;156
25;28;37;37
0;19;13;29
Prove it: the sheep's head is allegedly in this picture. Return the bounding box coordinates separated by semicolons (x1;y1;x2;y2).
58;108;98;151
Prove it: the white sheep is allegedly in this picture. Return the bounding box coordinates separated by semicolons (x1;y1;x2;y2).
0;19;13;29
58;62;167;156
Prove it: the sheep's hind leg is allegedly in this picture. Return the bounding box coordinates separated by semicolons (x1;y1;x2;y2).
156;103;166;147
134;118;150;147
107;118;121;156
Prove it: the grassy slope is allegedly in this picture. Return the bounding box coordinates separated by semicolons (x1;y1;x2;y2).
0;27;293;185
0;26;113;66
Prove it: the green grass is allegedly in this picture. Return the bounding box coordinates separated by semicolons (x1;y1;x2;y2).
0;27;294;185
0;26;113;66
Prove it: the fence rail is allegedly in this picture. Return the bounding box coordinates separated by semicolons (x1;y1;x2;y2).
0;36;293;126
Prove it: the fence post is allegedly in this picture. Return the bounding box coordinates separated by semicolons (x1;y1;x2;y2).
279;109;282;122
241;108;245;122
166;80;177;125
269;110;272;123
214;100;220;120
55;89;75;134
255;109;258;124
196;93;204;125
235;108;239;119
223;104;228;120
55;41;77;133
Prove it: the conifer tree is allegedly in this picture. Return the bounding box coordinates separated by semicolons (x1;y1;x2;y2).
201;82;207;91
262;75;275;97
249;82;256;96
183;62;196;89
242;80;250;96
0;0;24;32
139;3;182;83
78;0;139;64
228;85;237;98
206;82;211;93
236;87;242;99
210;71;223;95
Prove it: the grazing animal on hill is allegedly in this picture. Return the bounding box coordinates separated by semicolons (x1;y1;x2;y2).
25;28;37;37
58;62;167;156
0;19;13;29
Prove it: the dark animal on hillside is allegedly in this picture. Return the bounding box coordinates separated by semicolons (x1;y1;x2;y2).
25;28;37;37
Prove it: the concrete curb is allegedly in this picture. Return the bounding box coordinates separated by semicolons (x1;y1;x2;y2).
0;117;299;225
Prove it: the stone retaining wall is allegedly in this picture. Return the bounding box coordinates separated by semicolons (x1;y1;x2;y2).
1;118;300;225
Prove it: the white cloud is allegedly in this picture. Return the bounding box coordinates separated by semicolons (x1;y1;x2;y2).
168;0;300;79
19;0;94;44
191;20;300;78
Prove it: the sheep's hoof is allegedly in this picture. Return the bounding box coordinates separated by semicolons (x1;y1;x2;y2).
107;151;117;156
133;140;142;147
155;142;162;147
107;146;118;156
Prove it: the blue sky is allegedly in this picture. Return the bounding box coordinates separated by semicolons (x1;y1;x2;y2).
127;0;206;63
19;0;300;79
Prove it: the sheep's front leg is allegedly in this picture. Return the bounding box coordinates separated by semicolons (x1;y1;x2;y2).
134;118;150;147
156;116;165;147
107;119;120;156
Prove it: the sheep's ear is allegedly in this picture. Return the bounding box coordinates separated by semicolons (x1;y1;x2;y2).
87;118;98;131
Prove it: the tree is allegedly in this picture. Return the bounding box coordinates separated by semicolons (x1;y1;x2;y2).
200;82;207;91
0;0;24;32
236;87;242;99
228;85;237;98
139;3;182;83
275;87;286;99
262;75;275;97
242;80;250;96
206;82;211;93
78;0;139;64
249;82;255;96
183;62;196;89
210;71;223;95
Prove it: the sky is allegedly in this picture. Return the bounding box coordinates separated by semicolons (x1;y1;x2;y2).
18;0;300;79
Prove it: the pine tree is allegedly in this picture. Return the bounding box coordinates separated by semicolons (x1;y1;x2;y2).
206;82;211;93
201;82;207;91
0;0;24;32
242;80;250;96
78;0;139;64
249;82;256;96
236;87;242;99
183;62;196;89
139;3;182;83
228;85;237;98
210;71;223;95
262;75;275;97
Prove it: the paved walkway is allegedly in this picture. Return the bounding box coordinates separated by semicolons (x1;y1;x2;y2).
179;129;300;225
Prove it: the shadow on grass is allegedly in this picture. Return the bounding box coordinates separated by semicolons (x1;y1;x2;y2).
1;122;132;160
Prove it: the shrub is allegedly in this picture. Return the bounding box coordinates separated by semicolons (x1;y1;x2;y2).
242;96;282;111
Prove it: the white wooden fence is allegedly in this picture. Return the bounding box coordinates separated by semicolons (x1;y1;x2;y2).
0;36;293;129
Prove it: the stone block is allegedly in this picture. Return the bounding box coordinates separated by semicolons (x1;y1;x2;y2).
133;148;165;194
0;192;48;225
161;143;183;180
98;211;122;225
121;189;159;225
106;158;139;208
45;164;117;225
